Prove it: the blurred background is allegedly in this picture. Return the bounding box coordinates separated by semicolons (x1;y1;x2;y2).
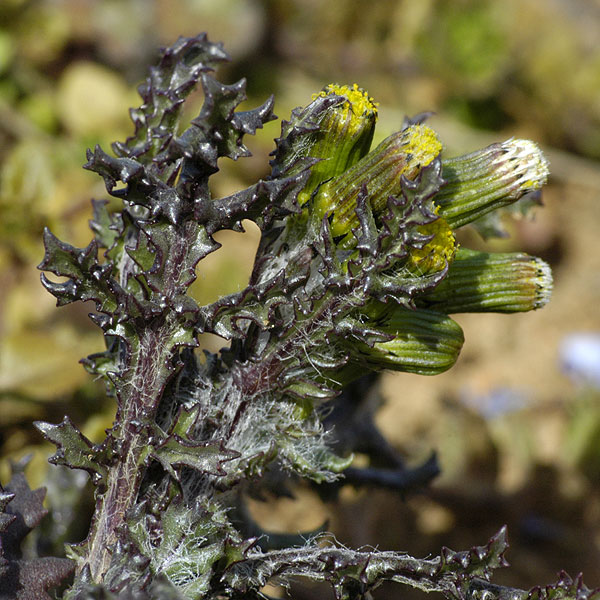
1;0;599;596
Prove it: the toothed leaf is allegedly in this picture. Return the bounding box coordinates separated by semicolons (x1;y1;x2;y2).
114;33;229;168
152;435;239;478
141;220;219;295
208;169;309;233
39;228;124;314
191;75;275;162
34;418;108;485
90;199;122;250
0;472;74;597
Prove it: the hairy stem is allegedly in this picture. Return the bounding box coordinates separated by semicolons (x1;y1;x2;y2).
84;214;207;579
236;294;347;396
85;325;173;579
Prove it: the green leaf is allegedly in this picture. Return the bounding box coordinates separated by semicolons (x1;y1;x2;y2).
169;405;201;438
141;220;219;296
126;227;157;272
128;498;238;597
89;199;122;250
190;75;275;163
34;417;108;485
38;228;122;314
151;435;239;478
284;379;339;402
113;33;229;169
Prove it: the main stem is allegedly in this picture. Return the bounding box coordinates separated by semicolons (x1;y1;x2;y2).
84;220;198;580
86;325;170;580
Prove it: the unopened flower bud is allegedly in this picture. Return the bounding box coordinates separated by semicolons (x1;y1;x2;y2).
418;247;553;313
435;139;549;229
297;84;378;205
351;305;464;376
314;124;443;238
271;83;378;205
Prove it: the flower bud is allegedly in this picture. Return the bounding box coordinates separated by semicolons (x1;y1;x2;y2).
313;124;442;238
418;247;553;313
271;83;378;205
297;84;379;205
350;305;464;376
435;139;549;229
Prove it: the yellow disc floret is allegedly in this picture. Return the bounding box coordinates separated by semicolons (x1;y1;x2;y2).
312;83;379;126
403;125;442;169
408;208;456;274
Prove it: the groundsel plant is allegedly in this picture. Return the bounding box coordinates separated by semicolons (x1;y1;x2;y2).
0;34;596;600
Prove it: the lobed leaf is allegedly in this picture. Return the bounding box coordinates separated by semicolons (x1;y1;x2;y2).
114;33;229;169
34;417;108;486
0;471;74;597
39;228;124;315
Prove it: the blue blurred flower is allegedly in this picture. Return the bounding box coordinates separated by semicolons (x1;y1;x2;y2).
560;333;600;389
